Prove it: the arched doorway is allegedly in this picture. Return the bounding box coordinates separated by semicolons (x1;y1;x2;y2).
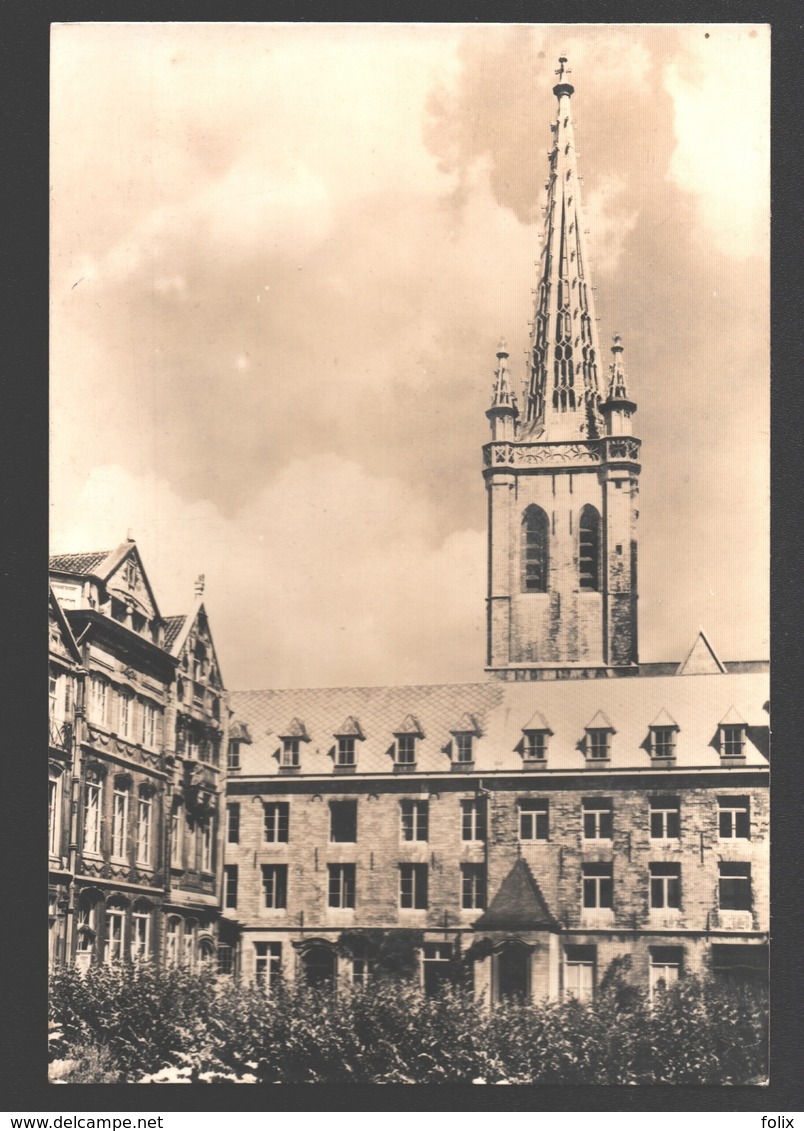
495;942;531;1002
302;943;336;989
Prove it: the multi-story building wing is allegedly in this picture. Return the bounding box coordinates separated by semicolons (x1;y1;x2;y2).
48;541;229;969
162;577;229;967
224;59;769;1001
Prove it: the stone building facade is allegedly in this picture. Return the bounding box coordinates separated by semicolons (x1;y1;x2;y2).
222;59;769;1001
48;541;228;969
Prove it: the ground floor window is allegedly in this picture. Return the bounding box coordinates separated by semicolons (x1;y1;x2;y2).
494;942;531;1002
217;944;234;976
710;944;768;991
649;946;683;1002
131;909;151;960
255;941;282;988
422;943;453;996
300;942;336;988
105;904;126;964
352;957;370;987
564;945;596;1002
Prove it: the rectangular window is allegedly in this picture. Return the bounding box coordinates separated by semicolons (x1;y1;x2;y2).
337;736;356;766
262;864;288;909
461;864;486;910
48;776;61;856
519;799;549;841
105;909;125;963
650;863;681;909
649;947;682;1001
718;796;750;839
131;912;150;960
583;799;612;840
651;727;676;759
461;798;486;842
255;941;282;987
564;945;596;1002
83;780;101;854
721;726;745;757
141;702;157;747
397;734;416;764
170;808;182;867
582;863;613;909
719;863;752;911
587;731;611;760
330;800;357;843
90;677;107;726
224;864;238;909
328;863;356;909
226;802;240;844
352;957;370;987
523;731;547;760
264;802;289;843
202;820;213;873
400;799;429;841
166;919;181;966
227;742;241;771
454;733;474;763
399;863;428;909
111;783;129;858
281;738;300;767
119;691;132;738
136;795;152;865
217;944;234;976
650;798;681;839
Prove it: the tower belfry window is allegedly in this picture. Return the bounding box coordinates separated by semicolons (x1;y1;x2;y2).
522;506;549;593
579;505;601;591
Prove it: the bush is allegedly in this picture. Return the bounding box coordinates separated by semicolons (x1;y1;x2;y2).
49;962;768;1085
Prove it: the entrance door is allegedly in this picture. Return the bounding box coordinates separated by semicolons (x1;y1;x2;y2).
302;944;336;989
496;944;530;1001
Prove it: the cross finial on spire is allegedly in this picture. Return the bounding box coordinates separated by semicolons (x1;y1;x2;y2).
194;574;205;597
555;56;571;81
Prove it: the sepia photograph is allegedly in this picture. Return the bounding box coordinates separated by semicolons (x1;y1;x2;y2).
48;22;769;1087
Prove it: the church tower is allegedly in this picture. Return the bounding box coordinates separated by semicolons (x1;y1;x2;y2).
484;59;640;680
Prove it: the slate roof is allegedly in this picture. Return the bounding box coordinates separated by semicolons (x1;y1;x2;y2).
473;859;558;932
229;669;769;778
49;550;112;575
163;616;186;649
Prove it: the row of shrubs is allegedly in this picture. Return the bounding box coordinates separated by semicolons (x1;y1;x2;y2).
49;958;768;1085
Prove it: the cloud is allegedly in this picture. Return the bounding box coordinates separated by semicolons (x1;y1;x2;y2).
50;457;485;690
663;26;769;260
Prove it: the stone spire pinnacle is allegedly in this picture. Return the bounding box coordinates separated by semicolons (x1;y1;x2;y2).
486;338;519;441
607;334;631;401
601;333;636;435
523;58;604;442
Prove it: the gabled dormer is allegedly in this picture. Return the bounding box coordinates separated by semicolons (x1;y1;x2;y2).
392;714;424;769
583;710;615;763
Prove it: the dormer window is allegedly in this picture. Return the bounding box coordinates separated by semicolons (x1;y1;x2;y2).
449;712;481;766
282;738;300;768
334;717;364;771
721;726;745;758
227;742;241;772
648;711;679;761
454;733;473;763
584;711;614;761
718;709;747;759
393;715;423;768
524;731;547;760
520;711;552;766
337;736;356;766
397;734;416;765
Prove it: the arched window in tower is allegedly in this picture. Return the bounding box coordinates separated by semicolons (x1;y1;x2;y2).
579;505;601;591
521;506;549;593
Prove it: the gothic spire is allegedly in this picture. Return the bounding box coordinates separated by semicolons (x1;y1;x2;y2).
523;58;605;441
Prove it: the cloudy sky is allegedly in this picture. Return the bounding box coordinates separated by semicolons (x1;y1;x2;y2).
50;23;769;691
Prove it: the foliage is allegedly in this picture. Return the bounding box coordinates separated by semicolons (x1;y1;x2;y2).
49;959;768;1085
336;928;424;980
